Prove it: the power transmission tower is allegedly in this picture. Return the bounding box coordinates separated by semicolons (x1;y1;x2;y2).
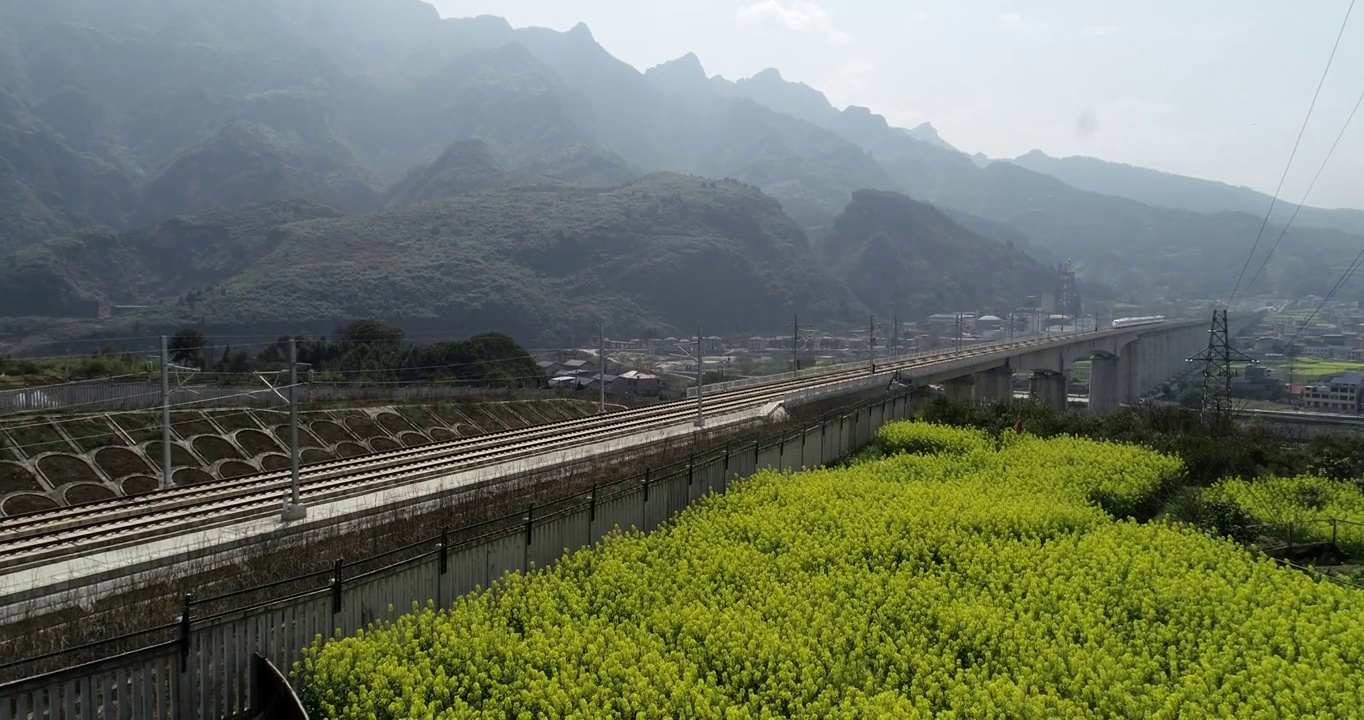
1185;308;1255;428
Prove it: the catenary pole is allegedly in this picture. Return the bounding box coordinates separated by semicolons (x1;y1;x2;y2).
284;337;306;519
598;321;606;414
160;335;172;490
869;315;876;374
695;326;704;427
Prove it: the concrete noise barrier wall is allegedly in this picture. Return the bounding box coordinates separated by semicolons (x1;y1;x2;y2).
0;393;915;720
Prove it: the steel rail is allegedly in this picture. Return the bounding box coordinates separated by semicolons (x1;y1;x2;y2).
0;328;1144;572
0;335;1052;538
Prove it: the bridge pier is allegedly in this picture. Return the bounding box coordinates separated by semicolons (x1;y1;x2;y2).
1030;370;1067;414
975;367;1013;404
943;375;975;403
1117;341;1138;405
1090;354;1120;414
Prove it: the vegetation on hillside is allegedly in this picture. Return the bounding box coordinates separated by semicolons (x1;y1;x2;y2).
3;0;1353;316
0;200;344;318
133;120;386;225
824;190;1053;318
117;174;866;339
383;138;636;209
1;321;542;388
194;321;544;386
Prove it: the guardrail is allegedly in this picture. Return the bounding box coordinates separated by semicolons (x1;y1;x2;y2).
0;382;573;413
690;333;1051;398
0;391;915;719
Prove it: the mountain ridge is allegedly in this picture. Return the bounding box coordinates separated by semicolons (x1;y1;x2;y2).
1008;149;1364;237
1;0;1360;342
0;175;1057;347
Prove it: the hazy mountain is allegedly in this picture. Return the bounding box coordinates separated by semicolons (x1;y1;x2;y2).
134;120;384;226
919;161;1359;299
697;101;898;229
1009;150;1364;237
643;53;733;101
643;53;1361;300
384;140;527;208
903;123;959;153
733;68;843;128
644;59;900;228
0;200;343;317
2;0;1359;335
116;174;867;339
1;175;1056;347
939;207;1056;265
383;138;637;208
825;190;1053;318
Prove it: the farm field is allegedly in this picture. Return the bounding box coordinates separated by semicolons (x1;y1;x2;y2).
296;423;1364;718
1257;357;1364;380
1209;474;1364;558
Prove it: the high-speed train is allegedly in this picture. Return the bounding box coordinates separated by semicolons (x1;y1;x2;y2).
1110;316;1166;329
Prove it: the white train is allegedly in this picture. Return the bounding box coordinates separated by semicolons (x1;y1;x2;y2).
1111;316;1166;329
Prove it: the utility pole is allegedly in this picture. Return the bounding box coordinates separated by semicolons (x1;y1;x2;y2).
883;310;894;362
283;337;306;520
1289;353;1297;408
793;314;799;377
160;335;172;490
869;314;876;374
598;321;606;415
695;325;704;428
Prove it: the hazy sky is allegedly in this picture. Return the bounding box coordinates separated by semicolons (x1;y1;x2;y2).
432;0;1364;211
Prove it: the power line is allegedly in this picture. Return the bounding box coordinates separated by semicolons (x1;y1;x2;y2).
1240;83;1364;299
1282;244;1364;350
1227;0;1356;307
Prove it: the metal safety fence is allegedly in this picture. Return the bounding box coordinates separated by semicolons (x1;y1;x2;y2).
0;382;575;413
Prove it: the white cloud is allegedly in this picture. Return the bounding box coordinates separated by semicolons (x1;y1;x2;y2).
823;55;878;97
735;1;853;45
840;57;872;81
1079;25;1118;38
997;12;1051;36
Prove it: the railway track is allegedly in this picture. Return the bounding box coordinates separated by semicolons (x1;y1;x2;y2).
0;332;1093;576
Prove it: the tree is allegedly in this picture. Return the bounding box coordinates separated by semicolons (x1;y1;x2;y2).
168;328;206;368
336;320;404;349
223;348;252;374
1175;386;1203;410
